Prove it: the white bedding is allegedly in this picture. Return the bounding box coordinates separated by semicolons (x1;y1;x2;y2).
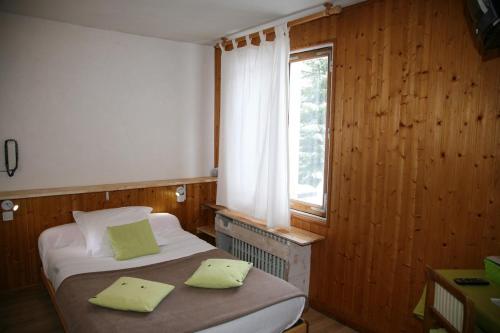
39;213;304;333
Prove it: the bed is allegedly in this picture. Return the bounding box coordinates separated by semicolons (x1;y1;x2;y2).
39;212;306;333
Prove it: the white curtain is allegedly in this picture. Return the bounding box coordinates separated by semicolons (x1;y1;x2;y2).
216;24;290;228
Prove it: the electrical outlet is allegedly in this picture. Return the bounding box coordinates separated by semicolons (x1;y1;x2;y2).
2;211;13;222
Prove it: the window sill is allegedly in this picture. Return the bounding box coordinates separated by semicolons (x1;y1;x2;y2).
290;209;327;224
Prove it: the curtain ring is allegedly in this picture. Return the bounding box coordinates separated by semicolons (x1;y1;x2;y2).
218;43;226;53
275;23;288;37
258;31;265;43
245;35;251;47
284;24;290;36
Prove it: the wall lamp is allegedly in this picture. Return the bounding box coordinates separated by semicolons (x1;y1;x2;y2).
176;185;186;203
1;200;19;221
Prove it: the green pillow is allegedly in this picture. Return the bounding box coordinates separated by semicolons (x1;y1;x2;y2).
107;219;160;260
89;277;174;312
185;259;253;289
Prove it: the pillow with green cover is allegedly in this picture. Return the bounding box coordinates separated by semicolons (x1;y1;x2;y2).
89;277;174;312
107;219;160;260
185;258;253;289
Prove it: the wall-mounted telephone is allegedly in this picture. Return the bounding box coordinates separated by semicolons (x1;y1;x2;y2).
2;139;19;177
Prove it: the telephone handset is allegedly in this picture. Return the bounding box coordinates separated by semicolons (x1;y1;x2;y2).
3;139;19;177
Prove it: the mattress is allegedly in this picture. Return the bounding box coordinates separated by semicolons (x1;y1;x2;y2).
38;213;305;333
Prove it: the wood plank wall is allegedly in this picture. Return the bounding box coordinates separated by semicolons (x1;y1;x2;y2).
0;181;217;290
215;0;500;331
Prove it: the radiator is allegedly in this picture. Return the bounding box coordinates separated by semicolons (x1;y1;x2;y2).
215;212;311;294
231;237;287;279
434;283;465;332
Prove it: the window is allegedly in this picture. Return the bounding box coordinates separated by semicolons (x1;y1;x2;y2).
288;47;332;218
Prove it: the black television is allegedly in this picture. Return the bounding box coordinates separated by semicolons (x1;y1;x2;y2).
466;0;500;54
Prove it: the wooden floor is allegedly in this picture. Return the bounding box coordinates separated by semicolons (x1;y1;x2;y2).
0;285;62;333
303;309;358;333
0;285;357;333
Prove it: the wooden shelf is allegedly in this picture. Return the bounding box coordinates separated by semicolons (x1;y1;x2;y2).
0;176;217;200
202;203;226;211
197;225;216;238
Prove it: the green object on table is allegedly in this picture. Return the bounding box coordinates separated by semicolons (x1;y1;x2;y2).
413;270;500;333
485;257;500;286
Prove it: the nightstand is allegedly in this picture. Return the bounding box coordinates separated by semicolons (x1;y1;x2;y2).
196;203;225;245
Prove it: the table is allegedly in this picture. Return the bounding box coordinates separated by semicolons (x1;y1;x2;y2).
414;270;500;333
196;225;216;238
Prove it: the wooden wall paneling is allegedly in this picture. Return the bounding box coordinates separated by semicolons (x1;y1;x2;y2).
382;0;410;329
355;1;375;325
409;1;443;331
439;0;460;269
392;0;427;329
482;60;500;259
332;2;350;313
214;0;500;332
474;60;500;262
444;0;462;266
421;0;448;283
348;1;371;318
367;2;389;323
0;182;217;291
407;2;432;328
340;0;360;315
393;1;417;330
457;16;482;266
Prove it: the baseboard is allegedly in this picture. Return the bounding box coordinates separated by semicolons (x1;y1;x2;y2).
284;318;308;333
308;301;374;333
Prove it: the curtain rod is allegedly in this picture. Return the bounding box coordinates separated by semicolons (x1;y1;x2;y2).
215;2;341;48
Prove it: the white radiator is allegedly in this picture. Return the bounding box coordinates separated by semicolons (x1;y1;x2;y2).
434;283;465;332
231;237;287;279
215;212;311;294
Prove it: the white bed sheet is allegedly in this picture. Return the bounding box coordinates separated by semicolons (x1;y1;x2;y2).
42;227;214;290
39;215;304;333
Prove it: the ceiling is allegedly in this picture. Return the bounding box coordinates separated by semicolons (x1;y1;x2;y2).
0;0;365;44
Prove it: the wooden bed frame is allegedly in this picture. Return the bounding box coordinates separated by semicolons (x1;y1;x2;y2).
40;268;308;333
40;269;69;332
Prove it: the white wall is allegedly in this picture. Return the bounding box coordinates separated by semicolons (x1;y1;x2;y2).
0;13;214;191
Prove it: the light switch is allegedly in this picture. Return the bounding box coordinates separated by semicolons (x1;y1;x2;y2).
2;211;13;221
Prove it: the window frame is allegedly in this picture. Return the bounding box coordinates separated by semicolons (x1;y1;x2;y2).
288;45;334;219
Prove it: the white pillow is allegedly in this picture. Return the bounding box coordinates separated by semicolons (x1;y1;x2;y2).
148;213;182;245
73;206;153;257
38;223;86;266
